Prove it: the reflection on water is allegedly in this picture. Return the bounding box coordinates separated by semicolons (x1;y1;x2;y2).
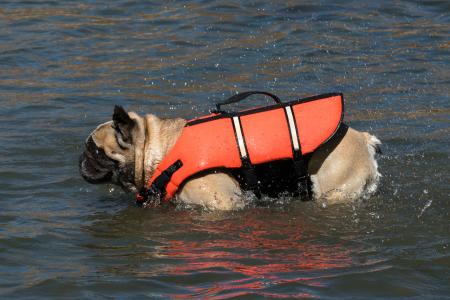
157;229;351;298
0;0;449;298
79;205;398;298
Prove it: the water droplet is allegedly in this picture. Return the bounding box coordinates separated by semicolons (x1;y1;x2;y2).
418;199;433;218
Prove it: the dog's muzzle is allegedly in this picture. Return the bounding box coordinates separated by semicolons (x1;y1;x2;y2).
79;137;116;184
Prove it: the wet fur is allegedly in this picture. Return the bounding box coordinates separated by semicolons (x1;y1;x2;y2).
80;107;381;210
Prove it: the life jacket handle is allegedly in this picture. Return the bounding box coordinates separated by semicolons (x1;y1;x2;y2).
214;91;282;113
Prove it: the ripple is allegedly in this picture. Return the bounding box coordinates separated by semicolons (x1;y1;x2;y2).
0;0;449;298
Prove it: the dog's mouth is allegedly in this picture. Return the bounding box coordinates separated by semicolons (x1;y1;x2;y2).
79;152;114;184
79;136;116;184
79;154;137;193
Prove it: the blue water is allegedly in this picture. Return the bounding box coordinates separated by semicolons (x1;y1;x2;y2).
0;1;449;298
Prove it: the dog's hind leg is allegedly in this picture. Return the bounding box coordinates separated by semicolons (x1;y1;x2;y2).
308;127;381;204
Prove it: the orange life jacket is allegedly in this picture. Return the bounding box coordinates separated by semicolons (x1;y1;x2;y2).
136;92;343;205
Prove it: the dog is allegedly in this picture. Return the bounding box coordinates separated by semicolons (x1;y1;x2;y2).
79;96;381;210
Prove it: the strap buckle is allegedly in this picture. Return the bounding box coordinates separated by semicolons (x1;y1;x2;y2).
136;160;183;206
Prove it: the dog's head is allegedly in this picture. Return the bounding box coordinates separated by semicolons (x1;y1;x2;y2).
79;106;144;193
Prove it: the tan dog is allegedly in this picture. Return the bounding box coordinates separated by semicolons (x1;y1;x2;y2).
79;106;381;210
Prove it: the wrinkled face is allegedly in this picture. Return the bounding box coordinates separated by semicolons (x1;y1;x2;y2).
79;106;137;192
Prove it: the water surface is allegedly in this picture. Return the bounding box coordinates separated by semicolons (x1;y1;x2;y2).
0;0;449;298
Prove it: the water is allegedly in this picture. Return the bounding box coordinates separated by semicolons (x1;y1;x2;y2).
0;0;449;298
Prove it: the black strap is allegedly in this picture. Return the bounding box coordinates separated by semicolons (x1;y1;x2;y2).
230;114;262;199
214;91;281;113
242;159;261;199
293;156;312;200
137;160;183;206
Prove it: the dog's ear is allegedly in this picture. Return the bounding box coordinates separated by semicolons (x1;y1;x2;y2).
113;105;135;147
